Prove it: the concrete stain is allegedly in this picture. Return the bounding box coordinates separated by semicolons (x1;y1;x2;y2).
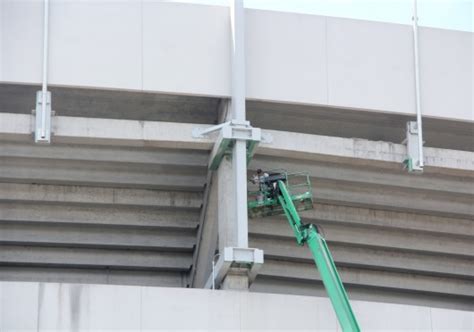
69;284;83;332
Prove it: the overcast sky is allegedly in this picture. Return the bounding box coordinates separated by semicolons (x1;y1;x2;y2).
170;0;473;32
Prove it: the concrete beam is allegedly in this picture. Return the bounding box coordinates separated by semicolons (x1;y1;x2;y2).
0;245;192;271
251;276;474;311
250;222;474;257
0;113;212;148
309;180;473;219
0;157;206;191
0;222;196;252
251;156;473;195
0;141;209;167
1;113;472;174
0;202;199;229
0;183;202;209
260;260;474;297
251;236;474;279
260;130;474;175
0;267;186;288
254;203;474;237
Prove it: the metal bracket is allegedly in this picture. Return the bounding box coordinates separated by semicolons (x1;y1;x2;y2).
193;120;271;170
33;90;53;144
403;121;423;173
205;247;264;289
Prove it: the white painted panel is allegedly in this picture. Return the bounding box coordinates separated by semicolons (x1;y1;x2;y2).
48;0;141;90
2;0;43;83
0;0;3;81
241;291;338;330
1;2;473;123
0;281;39;330
36;283;91;330
353;300;432;331
327;17;415;115
142;287;244;330
34;283;142;330
246;10;328;105
143;2;230;96
419;27;473;121
87;284;141;329
0;282;471;330
431;307;473;332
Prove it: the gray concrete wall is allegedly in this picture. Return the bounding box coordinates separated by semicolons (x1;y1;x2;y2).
0;141;207;287
1;281;472;331
0;111;472;309
248;154;474;310
1;1;472;121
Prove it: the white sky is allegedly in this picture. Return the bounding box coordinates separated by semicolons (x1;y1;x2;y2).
170;0;473;32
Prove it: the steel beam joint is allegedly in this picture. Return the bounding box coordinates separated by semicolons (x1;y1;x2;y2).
205;247;264;289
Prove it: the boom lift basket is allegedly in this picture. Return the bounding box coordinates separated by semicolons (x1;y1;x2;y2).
247;170;313;218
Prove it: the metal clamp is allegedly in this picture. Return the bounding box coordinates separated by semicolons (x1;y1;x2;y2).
33;91;53;144
205;247;264;289
193;120;271;170
403;121;423;173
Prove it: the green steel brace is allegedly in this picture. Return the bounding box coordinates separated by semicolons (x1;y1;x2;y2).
277;180;361;332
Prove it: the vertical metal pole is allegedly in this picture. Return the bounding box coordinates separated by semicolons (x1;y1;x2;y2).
230;0;246;122
233;140;248;247
41;0;49;139
412;0;424;168
230;0;248;248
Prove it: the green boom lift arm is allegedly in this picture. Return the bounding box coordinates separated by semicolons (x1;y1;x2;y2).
277;180;360;332
248;171;360;331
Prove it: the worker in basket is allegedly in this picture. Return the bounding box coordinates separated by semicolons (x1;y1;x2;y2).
250;169;286;201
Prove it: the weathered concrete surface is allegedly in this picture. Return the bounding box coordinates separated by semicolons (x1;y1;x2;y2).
247;152;473;310
2;83;472;151
1;113;472;309
1;113;472;174
190;172;219;288
1;282;472;331
0;83;221;123
0;140;206;287
247;100;474;152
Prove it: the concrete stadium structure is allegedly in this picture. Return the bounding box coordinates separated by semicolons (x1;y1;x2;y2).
0;0;473;330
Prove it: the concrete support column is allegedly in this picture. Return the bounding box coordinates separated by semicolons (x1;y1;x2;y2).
221;268;249;291
217;153;237;250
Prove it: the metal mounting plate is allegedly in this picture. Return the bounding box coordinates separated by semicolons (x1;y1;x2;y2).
34;91;52;144
404;121;423;173
205;247;264;289
194;120;264;170
208;124;261;170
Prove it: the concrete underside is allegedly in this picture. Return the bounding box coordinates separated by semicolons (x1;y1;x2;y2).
1;83;472;151
0;85;473;312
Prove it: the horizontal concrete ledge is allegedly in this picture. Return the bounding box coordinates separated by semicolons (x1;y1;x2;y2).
0;202;200;229
0;267;186;288
0;183;203;209
0;222;197;252
1;282;472;330
260;260;474;298
0;245;192;271
1;113;473;174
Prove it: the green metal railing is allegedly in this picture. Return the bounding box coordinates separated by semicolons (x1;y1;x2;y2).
247;171;313;218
